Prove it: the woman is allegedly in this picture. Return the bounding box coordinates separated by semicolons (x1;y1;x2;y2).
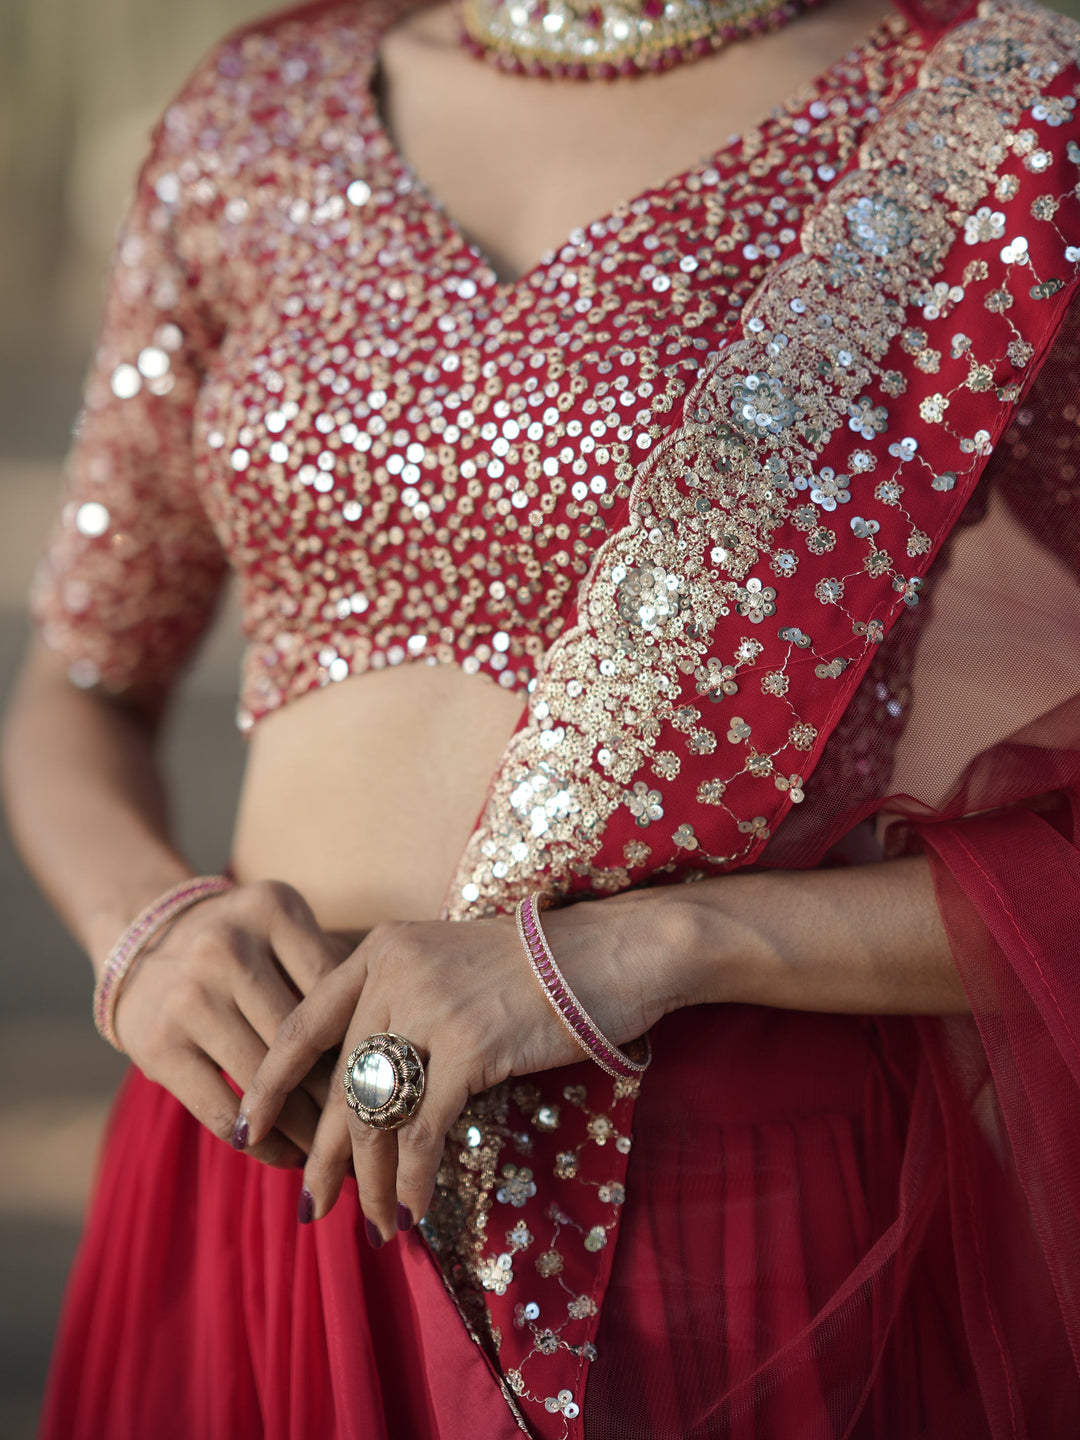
4;0;1080;1432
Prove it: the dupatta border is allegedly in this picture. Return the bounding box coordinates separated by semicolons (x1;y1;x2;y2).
444;0;1080;925
426;4;1080;1436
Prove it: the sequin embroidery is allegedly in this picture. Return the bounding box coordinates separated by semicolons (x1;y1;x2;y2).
31;0;924;736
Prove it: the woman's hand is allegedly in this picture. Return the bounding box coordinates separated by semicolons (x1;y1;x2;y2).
237;894;697;1237
114;879;349;1167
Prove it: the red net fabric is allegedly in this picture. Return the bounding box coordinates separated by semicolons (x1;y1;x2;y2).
583;305;1080;1435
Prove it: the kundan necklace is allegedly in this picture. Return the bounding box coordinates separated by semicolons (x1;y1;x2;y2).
459;0;822;79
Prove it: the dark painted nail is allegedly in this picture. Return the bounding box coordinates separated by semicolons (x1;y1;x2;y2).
365;1217;383;1250
297;1188;315;1225
396;1202;414;1233
230;1115;249;1151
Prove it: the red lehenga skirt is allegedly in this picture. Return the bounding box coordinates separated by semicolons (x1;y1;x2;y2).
39;1001;1018;1440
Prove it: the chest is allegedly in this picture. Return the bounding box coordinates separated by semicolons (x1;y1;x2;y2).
375;0;895;283
170;4;917;721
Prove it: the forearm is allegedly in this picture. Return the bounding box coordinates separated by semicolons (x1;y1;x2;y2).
1;643;193;974
671;855;966;1015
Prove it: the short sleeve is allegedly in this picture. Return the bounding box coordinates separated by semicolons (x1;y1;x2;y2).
30;115;228;699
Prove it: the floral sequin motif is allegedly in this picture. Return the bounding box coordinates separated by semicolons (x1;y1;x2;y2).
846;193;916;257
730;371;802;436
614;564;682;631
496;1165;538;1207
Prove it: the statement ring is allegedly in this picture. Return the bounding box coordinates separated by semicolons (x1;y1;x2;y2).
343;1032;426;1130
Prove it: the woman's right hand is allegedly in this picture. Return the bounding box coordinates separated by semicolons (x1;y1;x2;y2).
112;879;348;1168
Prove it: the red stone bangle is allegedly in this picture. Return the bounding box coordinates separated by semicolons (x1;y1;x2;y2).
515;892;649;1081
92;876;234;1052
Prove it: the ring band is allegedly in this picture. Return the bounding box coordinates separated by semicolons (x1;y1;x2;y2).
343;1032;426;1130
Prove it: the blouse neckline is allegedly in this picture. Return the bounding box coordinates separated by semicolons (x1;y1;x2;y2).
362;3;913;294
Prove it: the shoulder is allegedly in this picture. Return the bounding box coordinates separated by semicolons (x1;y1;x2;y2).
124;1;383;303
201;0;374;84
903;0;1080;154
929;0;1080;64
149;0;379;169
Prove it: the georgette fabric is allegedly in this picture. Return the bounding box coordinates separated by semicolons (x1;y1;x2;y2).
32;0;1080;1435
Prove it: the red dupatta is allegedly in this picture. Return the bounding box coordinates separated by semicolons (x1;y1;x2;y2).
414;3;1080;1435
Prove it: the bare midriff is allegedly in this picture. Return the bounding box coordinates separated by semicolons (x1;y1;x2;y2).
230;668;523;927
230;491;1080;929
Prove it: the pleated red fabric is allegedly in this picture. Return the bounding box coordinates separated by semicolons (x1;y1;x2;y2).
39;1067;523;1440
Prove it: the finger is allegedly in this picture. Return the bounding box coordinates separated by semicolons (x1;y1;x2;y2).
334;1004;400;1242
199;1006;323;1156
394;1053;469;1232
296;1050;336;1109
261;882;349;995
156;1045;306;1170
300;1084;354;1222
230;957;335;1112
232;951;311;1048
239;960;365;1143
348;1107;400;1246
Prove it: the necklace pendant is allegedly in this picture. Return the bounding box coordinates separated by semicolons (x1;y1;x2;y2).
459;0;817;80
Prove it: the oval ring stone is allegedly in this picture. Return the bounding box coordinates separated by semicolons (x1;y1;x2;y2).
351;1051;396;1109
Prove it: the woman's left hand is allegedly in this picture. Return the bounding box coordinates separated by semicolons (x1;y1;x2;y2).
237;897;695;1239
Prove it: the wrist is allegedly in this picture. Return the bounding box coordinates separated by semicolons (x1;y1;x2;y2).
597;882;761;1014
92;874;235;1051
84;859;200;977
676;874;783;1009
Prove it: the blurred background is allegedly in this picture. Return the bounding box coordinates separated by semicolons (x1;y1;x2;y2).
2;0;1080;1435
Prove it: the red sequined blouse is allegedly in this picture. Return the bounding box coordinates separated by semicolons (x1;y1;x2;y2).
31;0;928;732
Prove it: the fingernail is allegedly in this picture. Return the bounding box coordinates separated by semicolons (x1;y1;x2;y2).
396;1202;414;1234
365;1218;383;1251
230;1114;249;1151
297;1187;315;1225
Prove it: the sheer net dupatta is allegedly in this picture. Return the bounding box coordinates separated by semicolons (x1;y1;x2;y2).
901;314;1080;1428
892;709;1080;1434
914;541;1080;1421
761;298;1080;1435
907;705;1080;1429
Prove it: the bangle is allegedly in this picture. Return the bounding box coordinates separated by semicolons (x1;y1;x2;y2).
92;875;234;1052
515;891;650;1081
